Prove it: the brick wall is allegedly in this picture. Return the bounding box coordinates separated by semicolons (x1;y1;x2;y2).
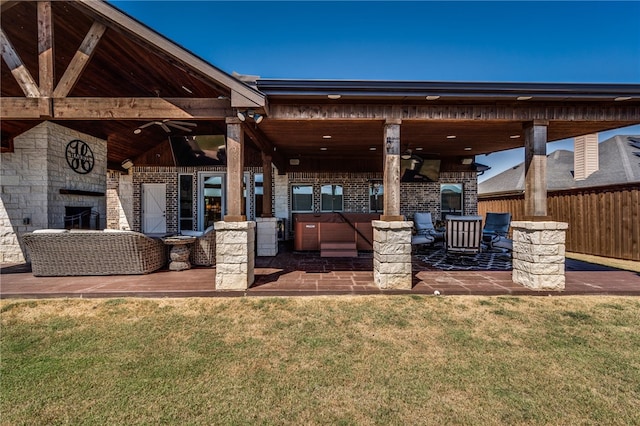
124;167;477;236
287;171;477;217
131;166;263;232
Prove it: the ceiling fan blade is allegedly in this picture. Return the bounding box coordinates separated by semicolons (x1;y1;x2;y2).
138;122;156;129
168;120;197;127
167;123;193;132
159;123;171;133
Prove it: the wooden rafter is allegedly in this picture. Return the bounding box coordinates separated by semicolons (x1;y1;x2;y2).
0;28;41;97
74;0;265;108
1;97;233;120
52;21;107;98
38;1;54;96
241;122;286;172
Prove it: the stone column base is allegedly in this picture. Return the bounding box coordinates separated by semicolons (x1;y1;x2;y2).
512;221;568;291
256;217;278;257
214;221;255;290
372;220;413;290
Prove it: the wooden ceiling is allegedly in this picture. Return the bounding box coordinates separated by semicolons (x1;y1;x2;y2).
2;1;639;174
1;1;233;168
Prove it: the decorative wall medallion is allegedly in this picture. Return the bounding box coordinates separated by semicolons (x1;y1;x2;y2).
65;140;94;174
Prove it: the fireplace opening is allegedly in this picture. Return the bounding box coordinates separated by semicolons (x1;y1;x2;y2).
65;206;99;229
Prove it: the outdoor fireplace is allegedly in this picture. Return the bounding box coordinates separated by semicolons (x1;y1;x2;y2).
64;206;99;230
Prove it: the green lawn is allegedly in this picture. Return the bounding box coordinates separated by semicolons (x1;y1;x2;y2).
2;296;639;425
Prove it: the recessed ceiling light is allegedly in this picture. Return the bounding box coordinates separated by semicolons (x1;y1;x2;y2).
320;147;328;151
415;147;423;151
327;94;341;99
614;96;632;101
517;96;533;101
446;135;457;139
426;95;440;100
322;135;332;139
464;147;472;151
369;147;377;151
510;134;521;139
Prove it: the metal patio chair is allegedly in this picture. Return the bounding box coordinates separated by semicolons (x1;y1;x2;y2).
445;215;483;265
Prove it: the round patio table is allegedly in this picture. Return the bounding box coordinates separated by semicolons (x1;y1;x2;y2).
162;235;196;271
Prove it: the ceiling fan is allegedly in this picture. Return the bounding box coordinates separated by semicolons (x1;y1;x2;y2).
134;119;197;134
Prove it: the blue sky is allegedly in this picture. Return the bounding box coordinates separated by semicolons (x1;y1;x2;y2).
110;1;640;181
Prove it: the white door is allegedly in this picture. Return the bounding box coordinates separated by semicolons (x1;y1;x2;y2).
142;183;167;234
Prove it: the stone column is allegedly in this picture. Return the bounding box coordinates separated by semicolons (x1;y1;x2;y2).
256;216;278;257
372;220;413;290
214;221;255;290
524;120;549;217
512;221;568;290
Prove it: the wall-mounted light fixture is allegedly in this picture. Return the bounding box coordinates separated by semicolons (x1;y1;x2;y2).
121;159;134;170
461;157;473;165
237;109;264;124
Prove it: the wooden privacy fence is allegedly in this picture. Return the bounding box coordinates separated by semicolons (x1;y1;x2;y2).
478;183;640;261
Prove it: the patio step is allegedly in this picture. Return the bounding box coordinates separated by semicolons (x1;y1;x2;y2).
320;241;358;258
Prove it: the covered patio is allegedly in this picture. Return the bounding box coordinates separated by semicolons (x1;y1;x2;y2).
2;1;640;293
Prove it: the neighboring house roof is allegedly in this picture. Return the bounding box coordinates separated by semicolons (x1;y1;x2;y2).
478;135;640;195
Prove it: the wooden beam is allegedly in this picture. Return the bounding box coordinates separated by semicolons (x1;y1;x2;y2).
38;1;54;97
225;118;245;221
1;97;51;118
241;122;287;172
51;97;232;120
382;120;402;221
524;121;548;217
0;28;41;98
261;152;273;218
52;21;106;98
269;104;640;122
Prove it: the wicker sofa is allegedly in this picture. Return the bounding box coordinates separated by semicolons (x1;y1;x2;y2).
22;229;166;276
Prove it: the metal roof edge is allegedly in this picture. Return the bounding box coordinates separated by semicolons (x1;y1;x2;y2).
256;79;640;98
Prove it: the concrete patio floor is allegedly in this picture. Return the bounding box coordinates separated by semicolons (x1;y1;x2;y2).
2;244;639;298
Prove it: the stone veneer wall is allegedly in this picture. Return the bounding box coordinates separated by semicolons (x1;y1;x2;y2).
0;122;106;263
512;221;568;290
372;220;413;289
106;170;133;230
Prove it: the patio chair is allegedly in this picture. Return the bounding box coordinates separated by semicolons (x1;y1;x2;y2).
181;226;215;266
445;215;483;265
482;212;513;252
411;212;443;250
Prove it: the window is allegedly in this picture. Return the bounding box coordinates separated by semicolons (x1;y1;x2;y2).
291;185;313;212
321;185;343;212
178;174;194;231
369;182;384;213
441;183;463;220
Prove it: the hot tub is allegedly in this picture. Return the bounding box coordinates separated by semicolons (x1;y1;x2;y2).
293;213;380;251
